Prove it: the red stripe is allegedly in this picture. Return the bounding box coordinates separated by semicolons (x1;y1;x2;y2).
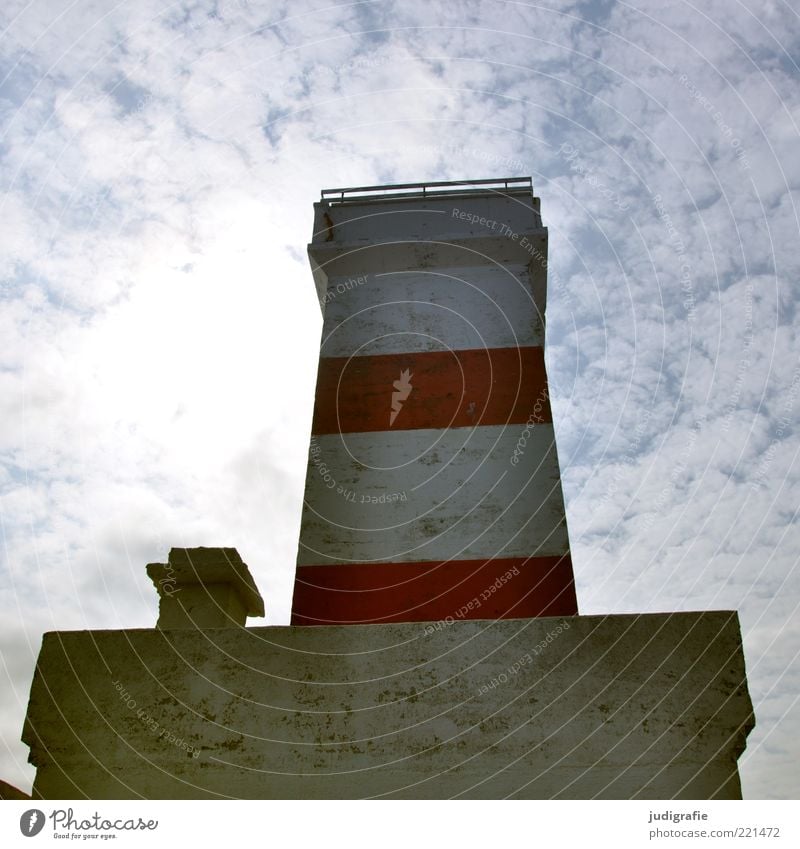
290;555;577;625
312;346;551;435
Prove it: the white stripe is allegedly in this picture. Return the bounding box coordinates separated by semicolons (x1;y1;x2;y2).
320;267;544;357
298;425;569;565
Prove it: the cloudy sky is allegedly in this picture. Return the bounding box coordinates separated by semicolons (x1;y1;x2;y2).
1;0;798;799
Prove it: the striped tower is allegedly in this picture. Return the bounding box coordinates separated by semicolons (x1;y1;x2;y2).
291;178;578;625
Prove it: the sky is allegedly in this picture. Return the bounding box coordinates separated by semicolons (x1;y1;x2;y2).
1;0;798;799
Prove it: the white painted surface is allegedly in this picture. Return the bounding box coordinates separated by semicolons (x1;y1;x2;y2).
298;426;569;565
320;265;544;357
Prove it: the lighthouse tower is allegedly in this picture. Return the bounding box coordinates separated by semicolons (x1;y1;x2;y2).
291;178;577;625
21;178;753;800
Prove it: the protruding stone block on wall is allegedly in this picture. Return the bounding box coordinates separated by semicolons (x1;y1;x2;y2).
146;547;265;629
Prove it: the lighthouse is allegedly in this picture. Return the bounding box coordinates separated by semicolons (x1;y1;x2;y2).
20;178;754;800
291;178;578;625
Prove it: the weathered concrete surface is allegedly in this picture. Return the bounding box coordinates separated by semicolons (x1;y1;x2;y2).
308;191;548;302
298;427;569;565
23;611;753;799
319;265;545;356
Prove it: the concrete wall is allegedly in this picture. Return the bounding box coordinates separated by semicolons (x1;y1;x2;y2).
23;611;753;799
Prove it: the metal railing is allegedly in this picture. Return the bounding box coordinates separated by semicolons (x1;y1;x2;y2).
321;177;532;204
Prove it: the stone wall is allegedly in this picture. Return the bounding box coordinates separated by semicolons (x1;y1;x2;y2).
23;611;753;799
